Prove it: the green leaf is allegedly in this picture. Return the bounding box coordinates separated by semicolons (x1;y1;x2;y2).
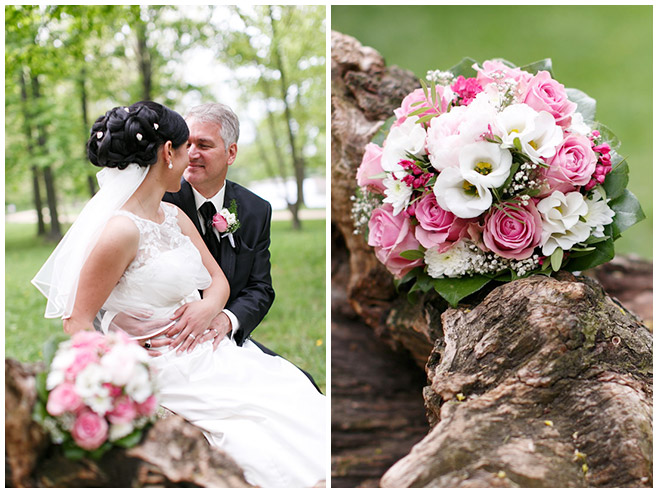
609;189;645;238
416;114;436;125
602;161;629;200
407;106;432;117
591;122;621;150
62;442;87;461
550;247;563;271
513;137;522;151
35;371;48;403
399;249;425;261
565;88;596;123
448;57;478;79
371;116;396;147
432;275;492;307
564;235;615;272
114;429;143;448
520;58;553;76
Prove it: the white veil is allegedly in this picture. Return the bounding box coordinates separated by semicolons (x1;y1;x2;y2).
32;163;150;319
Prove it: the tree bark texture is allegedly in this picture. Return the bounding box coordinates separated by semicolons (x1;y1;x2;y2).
331;30;652;488
5;359;251;488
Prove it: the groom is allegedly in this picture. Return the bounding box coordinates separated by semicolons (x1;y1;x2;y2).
163;102;274;347
162;102;319;390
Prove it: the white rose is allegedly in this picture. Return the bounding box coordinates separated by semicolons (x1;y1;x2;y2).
125;364;152;403
459;141;512;189
109;421;134;442
537;190;591;256
434;167;492;219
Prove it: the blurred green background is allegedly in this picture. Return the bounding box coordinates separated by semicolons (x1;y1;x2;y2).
332;5;652;259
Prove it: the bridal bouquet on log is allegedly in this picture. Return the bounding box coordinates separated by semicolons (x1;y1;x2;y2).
352;58;644;306
32;331;159;459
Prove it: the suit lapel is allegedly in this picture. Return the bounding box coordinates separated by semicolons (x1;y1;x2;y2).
219;181;237;283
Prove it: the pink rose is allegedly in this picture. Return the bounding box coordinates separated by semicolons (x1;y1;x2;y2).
65;350;99;380
135;394;158;417
212;213;228;233
367;204;423;278
545;133;597;190
46;382;83;416
393;87;447;124
414;193;468;252
71;330;105;351
71;409;108;450
356;143;385;192
523;71;577;127
476;60;533;90
107;395;138;424
482;201;542;260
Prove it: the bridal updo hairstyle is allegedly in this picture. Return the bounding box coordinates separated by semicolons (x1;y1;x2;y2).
87;101;189;170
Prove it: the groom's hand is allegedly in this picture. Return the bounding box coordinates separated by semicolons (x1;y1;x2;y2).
199;312;232;351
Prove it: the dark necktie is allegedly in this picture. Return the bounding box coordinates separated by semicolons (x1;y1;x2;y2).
198;201;221;259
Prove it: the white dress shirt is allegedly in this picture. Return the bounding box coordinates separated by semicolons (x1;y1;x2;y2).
190;184;240;339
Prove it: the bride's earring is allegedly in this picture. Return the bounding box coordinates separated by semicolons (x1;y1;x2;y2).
168;161;173;169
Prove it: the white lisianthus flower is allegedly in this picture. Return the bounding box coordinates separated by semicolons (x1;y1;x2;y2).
125;364;153;404
74;363;108;400
100;343;148;387
583;189;615;237
459;141;513;189
425;240;473;278
537;190;591;256
497;103;537;149
434;167;492;219
381;118;427;177
382;177;413;216
497;104;563;164
109;421;134;442
520;111;563;164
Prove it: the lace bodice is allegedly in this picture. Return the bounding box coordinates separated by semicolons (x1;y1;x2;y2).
102;202;212;336
114;203;191;272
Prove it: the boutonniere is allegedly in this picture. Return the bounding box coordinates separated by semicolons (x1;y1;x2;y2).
212;199;241;248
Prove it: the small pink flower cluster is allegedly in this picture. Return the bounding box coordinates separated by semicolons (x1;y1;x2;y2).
43;331;158;451
585;131;613;191
354;59;621;282
450;75;483;106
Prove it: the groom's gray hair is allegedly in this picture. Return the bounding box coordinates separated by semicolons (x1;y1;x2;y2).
185;103;240;150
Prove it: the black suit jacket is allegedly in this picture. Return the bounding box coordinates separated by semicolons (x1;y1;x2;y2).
163;178;275;346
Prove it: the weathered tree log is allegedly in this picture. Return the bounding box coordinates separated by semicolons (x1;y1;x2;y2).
381;273;652;487
331;30;653;488
5;359;251;488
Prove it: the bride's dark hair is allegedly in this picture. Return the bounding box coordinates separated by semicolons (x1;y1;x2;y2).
87;101;189;169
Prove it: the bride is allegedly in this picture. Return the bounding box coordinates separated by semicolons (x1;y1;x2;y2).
32;101;326;488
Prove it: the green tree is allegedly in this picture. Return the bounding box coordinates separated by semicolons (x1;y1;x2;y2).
214;5;326;229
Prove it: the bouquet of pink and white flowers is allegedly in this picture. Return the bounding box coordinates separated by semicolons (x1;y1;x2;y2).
353;58;644;306
33;330;159;459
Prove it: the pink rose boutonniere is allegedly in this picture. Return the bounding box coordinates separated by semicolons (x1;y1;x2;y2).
212;199;240;248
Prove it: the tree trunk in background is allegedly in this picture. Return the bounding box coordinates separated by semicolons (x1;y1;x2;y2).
269;6;303;230
78;63;97;197
134;7;153;101
330;30;652;488
31;75;62;240
19;70;46;236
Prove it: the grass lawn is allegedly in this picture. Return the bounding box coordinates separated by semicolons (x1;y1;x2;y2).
5;218;326;393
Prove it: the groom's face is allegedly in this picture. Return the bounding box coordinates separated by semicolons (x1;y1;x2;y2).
184;119;237;198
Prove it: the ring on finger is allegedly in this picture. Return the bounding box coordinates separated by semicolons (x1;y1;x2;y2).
213;329;219;337
188;333;196;340
144;340;152;349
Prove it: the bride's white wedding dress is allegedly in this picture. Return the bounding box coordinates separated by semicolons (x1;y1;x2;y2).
102;202;326;488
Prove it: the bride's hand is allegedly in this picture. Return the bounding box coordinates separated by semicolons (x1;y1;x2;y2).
166;300;218;353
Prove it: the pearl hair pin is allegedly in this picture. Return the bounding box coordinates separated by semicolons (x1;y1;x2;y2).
136;133;143;141
97;131;103;139
154;123;159;130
